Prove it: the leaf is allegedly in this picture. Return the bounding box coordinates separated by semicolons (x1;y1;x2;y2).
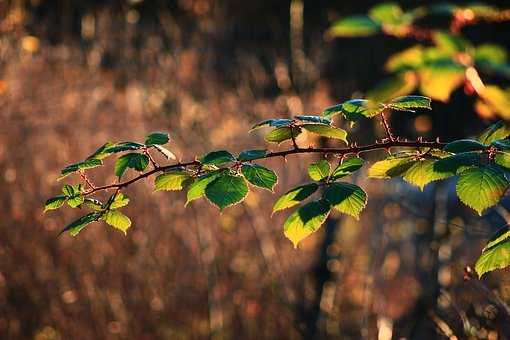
368;156;415;179
484;227;510;252
480;86;510;119
329;15;380;37
114;153;149;178
283;200;331;248
444;139;487;153
479;121;510;145
104;210;132;235
495;152;510;169
59;213;100;236
301;124;348;143
110;192;129;209
385;45;424;72
44;195;67;212
369;2;404;26
475;237;510;277
238;149;267;161
273;183;319;213
295;115;331;125
434;152;482;174
200;150;236;166
418;64;465;102
62;184;84;208
403;159;454;190
251;119;293;130
308;160;330;181
433;31;472;54
340;99;385;120
87;141;117;160
324;183;367;219
84;198;103;211
366;72;417;102
67;195;85;208
388;95;431;111
59;158;103;180
475;44;507;66
153;145;176;160
322;104;343;118
154;171;190;191
265;127;302;143
205;174;249;211
331;157;364;180
456;165;509;215
241;164;277;191
186;171;224;205
145;132;169;146
105;141;145;154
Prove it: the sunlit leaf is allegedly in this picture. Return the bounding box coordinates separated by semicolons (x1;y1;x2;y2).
200;150;236;166
433;31;472;54
329;16;380;37
340;99;385;120
368;156;415;179
479;121;510;145
476;237;510;277
59;158;103;180
385;45;424;72
403;159;454;190
418;64;465;102
104;210;132;235
241;164;277;191
153;145;176;160
366;72;417;102
324;182;367;219
205;174;249;211
284;200;331;248
369;2;404;26
251;119;293;130
145;132;170;146
295;115;331;125
186;171;224;205
114;153;149;178
265;127;302;143
480;86;510;119
331;157;364;180
301;124;348;143
59;213;101;236
154;171;190;191
308;160;330;181
109;192;129;210
456;165;509;215
105;141;145;154
44;195;67;212
388;95;431;111
273;183;319;213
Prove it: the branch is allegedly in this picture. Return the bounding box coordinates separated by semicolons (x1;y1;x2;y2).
83;139;446;196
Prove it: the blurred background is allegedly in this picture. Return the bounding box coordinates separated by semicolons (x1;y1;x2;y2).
2;0;510;339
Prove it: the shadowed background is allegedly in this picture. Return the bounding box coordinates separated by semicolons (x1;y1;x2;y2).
1;0;510;339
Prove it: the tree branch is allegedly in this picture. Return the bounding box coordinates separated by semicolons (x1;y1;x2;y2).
83;139;447;196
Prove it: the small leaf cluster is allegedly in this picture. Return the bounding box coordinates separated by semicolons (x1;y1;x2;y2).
328;2;510;118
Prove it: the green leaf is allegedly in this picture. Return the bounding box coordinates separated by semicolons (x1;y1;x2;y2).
385;45;424;72
456;165;509;215
308;160;330;181
483;227;510;252
369;2;404;26
104;210;132;235
475;44;507;66
284;200;331;248
44;195;67;212
251;119;293;130
238;149;267;161
366;73;417;102
84;198;103;211
340;99;385;120
200;150;236;166
403;159;454;190
495;152;510;169
87;141;117;160
265;127;302;143
154;171;190;191
331;157;364;180
479;121;510;145
434;152;482;174
205;174;249;211
67;195;85;208
241;164;277;191
433;31;472;54
59;213;100;236
322;104;343;118
62;184;84;208
153;145;176;160
480;86;510;119
105;141;145;154
272;183;319;213
145;132;169;146
110;192;129;209
59;158;103;180
444;139;487;153
114;153;150;178
301;124;347;143
475;237;510;277
186;171;224;205
368;156;415;179
295;115;331;125
324;183;367;219
388;95;431;111
418;64;465;102
329;15;380;37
